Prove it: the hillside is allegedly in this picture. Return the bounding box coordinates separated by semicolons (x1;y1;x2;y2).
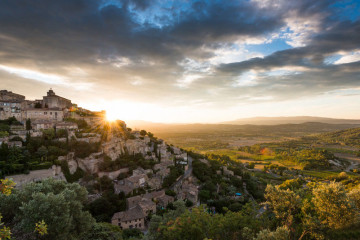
128;122;360;151
221;116;360;125
317;127;360;147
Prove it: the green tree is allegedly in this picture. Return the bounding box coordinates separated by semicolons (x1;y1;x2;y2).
254;226;290;240
312;182;359;229
0;179;94;240
0;179;16;240
36;145;48;162
264;185;301;228
26;118;32;130
80;222;123;240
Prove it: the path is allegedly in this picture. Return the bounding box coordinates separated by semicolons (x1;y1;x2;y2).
170;155;193;190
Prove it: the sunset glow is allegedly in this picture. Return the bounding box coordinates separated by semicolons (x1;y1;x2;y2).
0;0;359;123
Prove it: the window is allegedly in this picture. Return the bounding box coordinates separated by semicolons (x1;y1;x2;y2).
135;224;137;228
50;112;52;115
139;223;141;227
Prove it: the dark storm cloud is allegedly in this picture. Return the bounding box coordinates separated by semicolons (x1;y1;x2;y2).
0;0;359;106
0;0;290;68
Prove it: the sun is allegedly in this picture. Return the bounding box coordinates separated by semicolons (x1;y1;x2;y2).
106;110;118;122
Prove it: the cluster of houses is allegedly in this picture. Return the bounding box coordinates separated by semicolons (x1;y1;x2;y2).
2;89;201;232
0;89;103;146
112;189;174;230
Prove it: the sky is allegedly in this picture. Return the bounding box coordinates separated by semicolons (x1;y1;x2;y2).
0;0;359;123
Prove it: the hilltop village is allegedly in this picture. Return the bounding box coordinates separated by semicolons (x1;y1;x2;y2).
0;89;202;231
2;89;360;240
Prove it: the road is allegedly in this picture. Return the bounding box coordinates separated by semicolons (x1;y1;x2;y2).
170;155;193;190
334;153;360;172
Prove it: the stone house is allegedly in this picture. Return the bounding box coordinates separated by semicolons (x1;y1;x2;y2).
114;183;134;195
137;198;156;215
42;89;72;109
8;141;22;148
0;90;25;102
0;100;24;121
24;108;64;122
127;195;142;209
111;205;146;230
114;173;148;195
124;174;148;189
143;190;174;207
31;119;55;130
55;122;78;131
147;176;162;190
154;162;173;179
178;183;199;203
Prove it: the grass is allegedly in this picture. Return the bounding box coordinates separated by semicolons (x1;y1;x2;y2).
301;170;358;179
316;147;359;155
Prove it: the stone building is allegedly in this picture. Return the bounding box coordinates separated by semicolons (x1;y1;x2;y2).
31;119;55;130
0;100;24;121
143;190;174;207
124;174;148;189
111;205;146;230
42;89;72;109
24;108;64;121
178;182;199;204
55;122;78;130
0;90;25;101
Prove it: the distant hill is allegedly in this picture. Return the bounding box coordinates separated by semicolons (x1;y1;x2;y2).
317;127;360;147
221;116;360;125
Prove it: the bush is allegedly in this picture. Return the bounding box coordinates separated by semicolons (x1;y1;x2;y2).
61;161;84;183
165;189;176;197
30;162;53;170
122;228;143;239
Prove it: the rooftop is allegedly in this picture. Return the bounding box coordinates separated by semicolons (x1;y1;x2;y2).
112;205;146;222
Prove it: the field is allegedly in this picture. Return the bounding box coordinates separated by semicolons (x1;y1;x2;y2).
139;122;360;171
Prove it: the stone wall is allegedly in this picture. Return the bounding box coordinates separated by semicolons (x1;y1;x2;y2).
6;165;65;188
98;168;129;180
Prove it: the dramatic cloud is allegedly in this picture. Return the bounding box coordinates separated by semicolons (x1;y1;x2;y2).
0;0;359;122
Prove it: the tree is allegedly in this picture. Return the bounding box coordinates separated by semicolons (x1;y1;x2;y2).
199;190;211;203
26;119;32;130
36;145;48;162
264;185;301;228
348;184;360;210
42;128;55;140
122;228;143;239
0;179;16;240
254;226;290;240
0;178;94;240
80;222;123;240
312;182;358;229
34;102;42;108
140;130;147;136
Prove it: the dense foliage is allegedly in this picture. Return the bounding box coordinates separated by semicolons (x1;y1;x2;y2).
0;179;95;240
